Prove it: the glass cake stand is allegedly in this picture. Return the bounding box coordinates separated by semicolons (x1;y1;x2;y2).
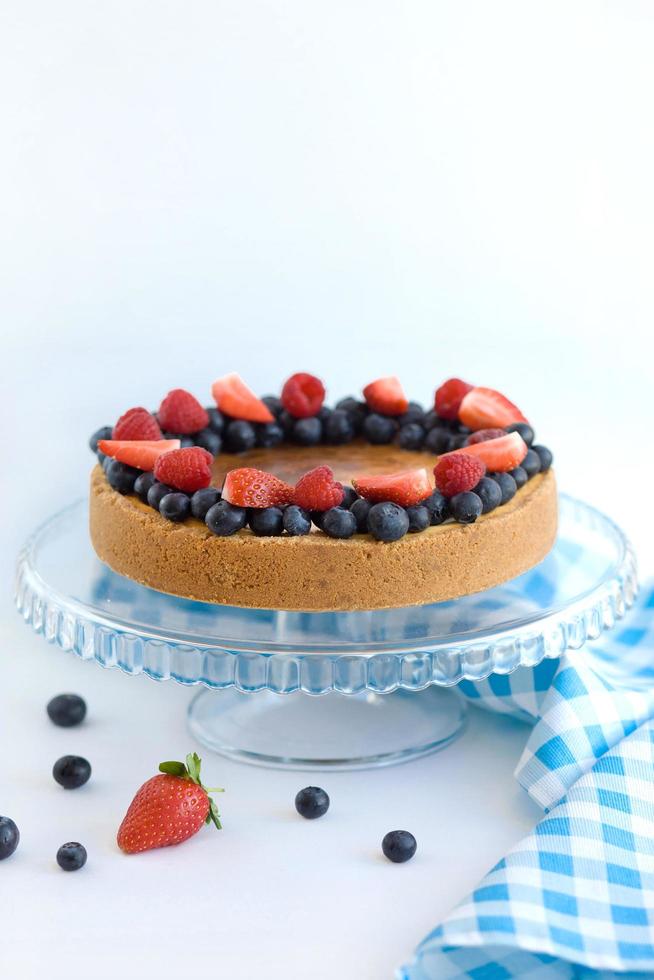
15;495;637;770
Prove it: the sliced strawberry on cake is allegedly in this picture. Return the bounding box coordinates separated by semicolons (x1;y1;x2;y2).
98;439;181;471
352;468;432;507
211;373;274;423
457;431;528;472
458;387;528;430
363;376;409;416
222;468;293;508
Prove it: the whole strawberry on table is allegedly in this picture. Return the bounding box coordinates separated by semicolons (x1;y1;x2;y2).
117;753;223;854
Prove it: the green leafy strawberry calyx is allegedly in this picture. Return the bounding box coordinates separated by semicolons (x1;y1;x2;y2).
158;752;224;830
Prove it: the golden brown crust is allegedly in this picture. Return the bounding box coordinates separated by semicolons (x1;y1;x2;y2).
89;465;558;611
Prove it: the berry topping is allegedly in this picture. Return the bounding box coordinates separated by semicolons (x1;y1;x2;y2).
113;407;163;442
397;423;425;450
117;752;222;854
422;489;449;525
211;373;274;423
532;444;553;472
53;755;92;790
492;472;518;504
89;426;113;453
160;492;192;522
434;378;473;420
249;507;284;536
406;505;430;532
521;448;542;478
322;507;357;539
0;817;20;861
363;413;398;444
147;481;173;510
105;460;139;495
352;468;432;507
222;467;293;508
158;389;209;435
465;427;506;445
350;497;372;532
474;477;502;514
153;446;213;493
134;472;157;502
295;786;330;819
434;453;486;497
47;693;87;728
363;376;409;416
205;500;247;536
292;417;322;446
457;431;528;473
367;502;410;542
293;466;344;511
450;491;483;524
280;372;326;419
324;409;355;445
98;439;181;471
195;428;223;455
382;830;417;863
190;487;221;520
506;421;535;447
458;386;528;430
56;842;87;872
283;505;312;536
224;419;257;453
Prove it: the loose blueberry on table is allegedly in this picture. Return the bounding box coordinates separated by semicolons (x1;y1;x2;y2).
90;371;553;540
382;830;417;863
56;842;87;872
53;755;92;790
295;786;330;819
0;816;20;860
47;693;87;728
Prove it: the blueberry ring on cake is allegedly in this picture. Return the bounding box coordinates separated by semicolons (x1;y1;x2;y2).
88;373;557;611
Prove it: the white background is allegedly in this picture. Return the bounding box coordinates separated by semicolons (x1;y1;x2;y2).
1;2;653;978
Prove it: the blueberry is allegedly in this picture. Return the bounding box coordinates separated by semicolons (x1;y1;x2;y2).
341;486;359;509
283;505;312;536
447;433;468;451
506;422;534;447
261;395;283;419
350;497;371;532
256;422;284;449
382;830;417;864
89;426;112;453
397;423;425;450
424;428;451;454
318;405;332;423
278;409;295;436
0;817;20;860
190;487;221;520
102;454;113;473
324;409;354;445
205;500;247;536
194;428;222;455
96;451;106;465
292;417;322;446
422;410;440;431
322;507;357;539
368;502;409;541
53;755;91;790
422;490;449;525
492;472;517;504
147;481;174;510
510;466;528;489
224;420;256;453
134;471;157;503
206;407;225;434
450;491;483;523
532;445;553;472
310;510;325;529
399;402;424;425
249;507;284;536
295;786;330;819
160;492;191;522
363;414;397;445
105;460;139;495
521;449;542;478
334;397;367;432
474;477;502;514
47;694;87;728
56;842;87;872
406;505;430;532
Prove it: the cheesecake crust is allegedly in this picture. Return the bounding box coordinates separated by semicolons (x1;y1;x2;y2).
89;464;558;611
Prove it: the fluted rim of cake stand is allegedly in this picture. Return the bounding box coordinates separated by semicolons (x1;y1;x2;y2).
15;495;638;694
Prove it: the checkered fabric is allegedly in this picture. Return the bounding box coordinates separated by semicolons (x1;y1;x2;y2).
399;586;654;980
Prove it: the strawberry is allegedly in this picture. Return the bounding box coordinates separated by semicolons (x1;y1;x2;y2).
280;373;326;419
211;373;274;423
434;453;486;497
352;468;432;507
466;428;506;445
458;387;528;430
458;432;528;472
113;407;163;441
117;752;223;854
98;439;181;471
222;467;293;508
434;378;473;420
293;465;344;511
362;376;409;416
153;446;213;493
158;389;209;435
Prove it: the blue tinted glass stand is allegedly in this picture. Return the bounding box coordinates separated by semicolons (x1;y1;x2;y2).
16;496;636;770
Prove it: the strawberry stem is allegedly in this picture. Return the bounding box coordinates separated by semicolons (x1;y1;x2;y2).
158;753;223;831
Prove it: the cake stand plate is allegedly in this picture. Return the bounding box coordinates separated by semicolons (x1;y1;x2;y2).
15;495;636;769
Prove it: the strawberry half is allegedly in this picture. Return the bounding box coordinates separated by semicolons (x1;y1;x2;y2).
293;466;344;511
211;373;274;423
222;468;293;508
113;407;163;441
434;378;473;420
362;376;409;416
458;387;528;430
98;439;181;471
117;752;223;854
153;446;213;493
158;389;209;435
281;373;326;419
352;468;432;507
457;432;528;472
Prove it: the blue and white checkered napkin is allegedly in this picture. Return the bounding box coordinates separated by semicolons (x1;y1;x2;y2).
400;586;654;980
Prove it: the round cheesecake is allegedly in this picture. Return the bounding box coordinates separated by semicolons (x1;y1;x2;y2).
90;441;558;611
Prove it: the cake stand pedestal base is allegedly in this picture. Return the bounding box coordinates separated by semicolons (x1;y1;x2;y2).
187;687;467;770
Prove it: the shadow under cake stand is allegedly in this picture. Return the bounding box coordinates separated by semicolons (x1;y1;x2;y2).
16;495;637;770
